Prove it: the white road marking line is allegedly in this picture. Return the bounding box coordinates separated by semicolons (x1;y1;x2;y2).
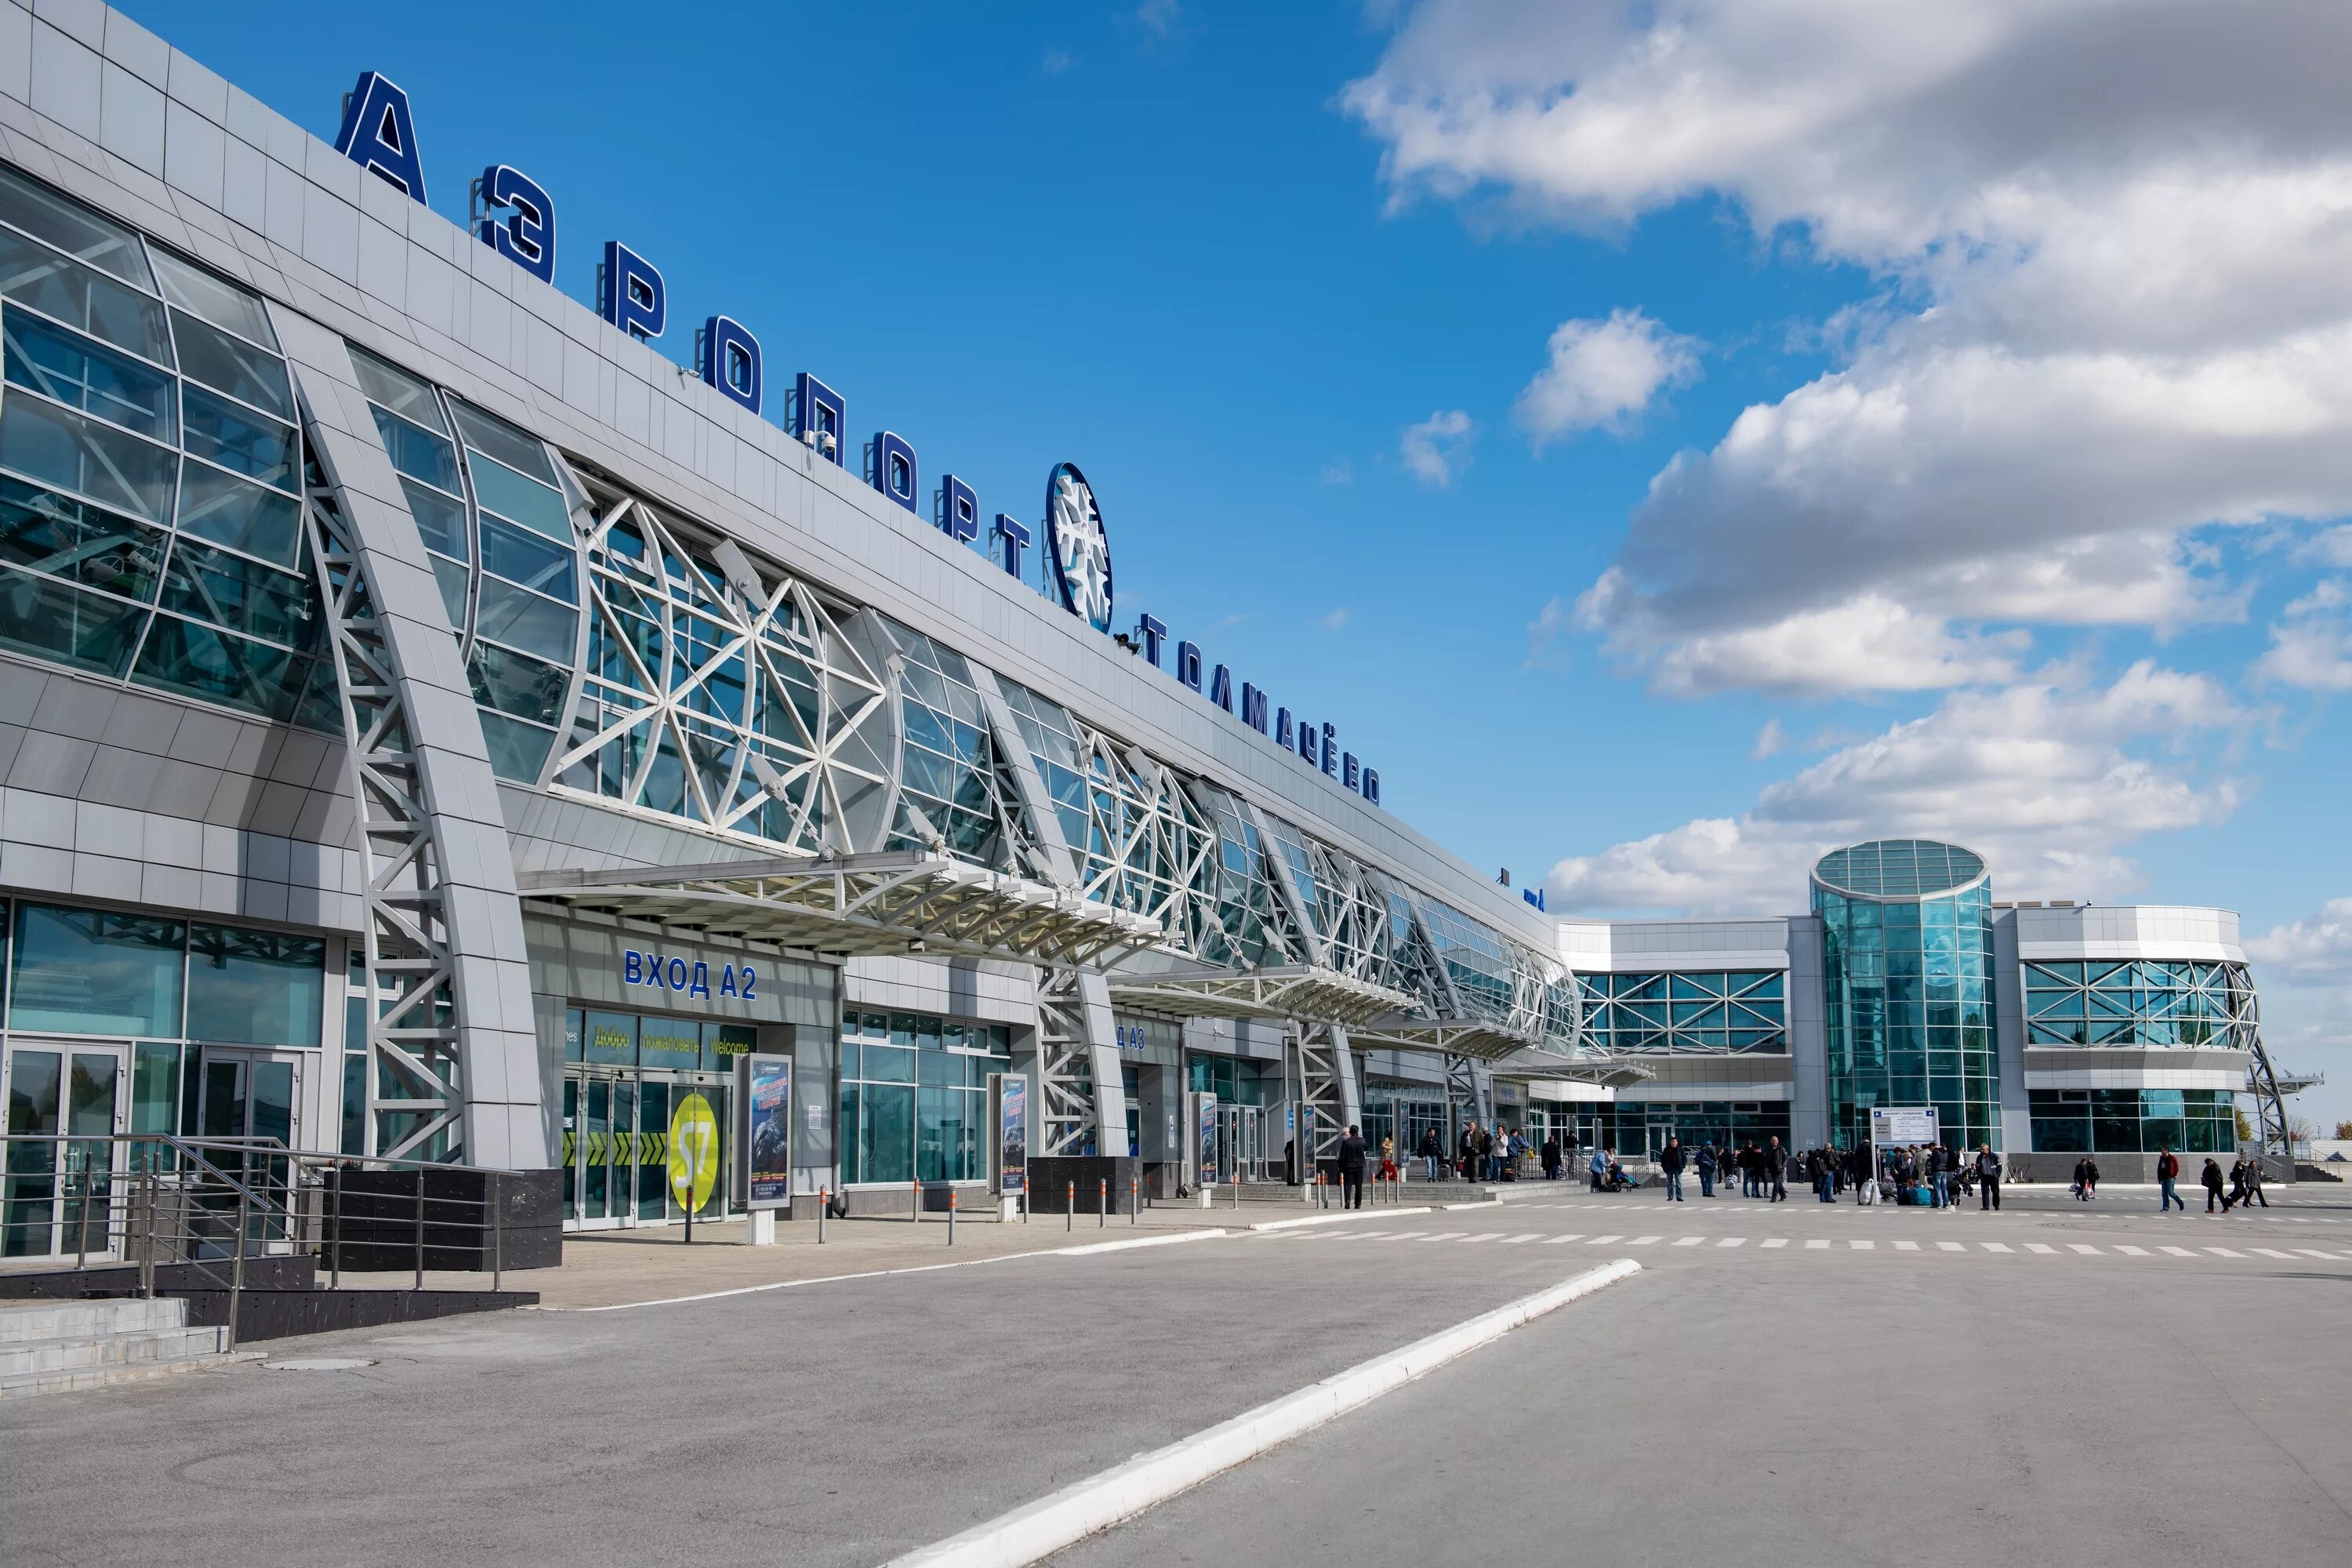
2251;1247;2297;1259
2114;1245;2150;1256
1760;1239;1788;1249
2205;1247;2245;1258
1937;1241;1965;1253
2160;1246;2196;1257
1893;1240;1919;1251
1718;1238;1747;1247
1803;1240;1829;1250
1421;1233;1461;1243
1541;1235;1584;1244
2025;1243;2058;1254
1588;1234;1624;1244
2068;1244;2103;1255
1980;1242;2014;1253
1628;1236;1662;1246
1461;1234;1497;1245
2292;1248;2338;1259
883;1261;1645;1568
1499;1235;1537;1245
1849;1240;1875;1250
1673;1236;1704;1247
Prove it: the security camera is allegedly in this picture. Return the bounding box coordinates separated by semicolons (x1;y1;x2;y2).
818;431;837;456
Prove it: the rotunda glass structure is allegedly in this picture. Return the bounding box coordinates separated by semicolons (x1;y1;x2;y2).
1813;839;1998;1151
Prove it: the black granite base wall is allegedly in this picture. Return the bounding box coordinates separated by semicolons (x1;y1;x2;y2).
321;1167;563;1271
1025;1156;1142;1214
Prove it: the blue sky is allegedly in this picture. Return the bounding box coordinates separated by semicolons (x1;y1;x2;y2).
123;2;2352;1127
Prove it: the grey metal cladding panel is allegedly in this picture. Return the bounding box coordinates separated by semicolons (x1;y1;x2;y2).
0;6;1543;949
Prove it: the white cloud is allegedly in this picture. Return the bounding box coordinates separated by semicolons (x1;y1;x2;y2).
1346;2;2352;696
1319;607;1350;632
1042;50;1075;74
1750;718;1786;760
1319;459;1353;485
1135;0;1181;41
1544;661;2243;916
1523;595;1570;670
1400;408;1475;485
1515;307;1700;443
2256;579;2352;691
2247;898;2352;987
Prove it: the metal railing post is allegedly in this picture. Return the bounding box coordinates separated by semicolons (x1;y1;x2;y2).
139;1165;156;1300
413;1171;426;1290
328;1169;343;1290
491;1171;504;1294
228;1185;249;1354
73;1156;89;1271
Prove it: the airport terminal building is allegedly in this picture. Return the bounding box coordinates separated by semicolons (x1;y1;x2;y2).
0;7;2303;1261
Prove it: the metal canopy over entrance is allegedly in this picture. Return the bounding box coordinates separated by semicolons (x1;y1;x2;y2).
1488;1051;1661;1094
1104;964;1417;1028
1350;1014;1552;1063
517;851;1163;967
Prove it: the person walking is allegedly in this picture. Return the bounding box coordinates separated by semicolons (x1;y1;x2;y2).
1541;1133;1563;1181
1931;1145;1953;1211
1457;1121;1480;1183
1417;1126;1443;1184
1766;1137;1788;1203
1697;1141;1718;1199
1661;1138;1686;1201
1737;1142;1755;1199
2072;1156;2092;1202
1975;1143;2002;1210
2082;1156;2099;1200
2201;1156;2227;1214
1338;1123;1367;1210
2242;1156;2269;1209
2156;1147;2183;1212
1588;1142;1609;1192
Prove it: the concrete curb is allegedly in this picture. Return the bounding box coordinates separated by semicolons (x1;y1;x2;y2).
1250;1207;1432;1233
883;1258;1643;1568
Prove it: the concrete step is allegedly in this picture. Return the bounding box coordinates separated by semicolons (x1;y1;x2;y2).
0;1322;228;1377
0;1296;188;1344
0;1351;260;1400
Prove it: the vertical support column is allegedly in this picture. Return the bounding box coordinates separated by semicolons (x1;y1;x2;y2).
278;311;546;1169
1294;1022;1358;1171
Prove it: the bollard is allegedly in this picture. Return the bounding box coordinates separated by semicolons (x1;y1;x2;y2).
1131;1174;1139;1225
1098;1178;1107;1229
818;1187;828;1244
913;1178;921;1225
1066;1181;1075;1232
414;1171;426;1288
948;1189;957;1247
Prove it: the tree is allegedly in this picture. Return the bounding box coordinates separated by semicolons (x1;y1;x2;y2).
2335;1120;2352;1141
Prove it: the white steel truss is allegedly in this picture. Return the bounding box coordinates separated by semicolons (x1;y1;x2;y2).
1296;1022;1354;1166
1035;967;1098;1157
302;468;464;1162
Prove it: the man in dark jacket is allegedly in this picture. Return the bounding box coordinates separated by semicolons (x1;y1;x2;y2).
1660;1138;1686;1201
1976;1143;2002;1210
2156;1146;2183;1211
1541;1134;1563;1181
1417;1126;1443;1184
1696;1142;1718;1199
1338;1123;1367;1209
1765;1137;1788;1202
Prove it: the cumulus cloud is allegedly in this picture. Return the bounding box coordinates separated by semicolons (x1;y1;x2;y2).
1750;718;1786;760
1515;307;1700;443
1543;662;2244;916
1400;408;1475;485
2247;898;2352;986
1346;1;2352;695
2256;580;2352;691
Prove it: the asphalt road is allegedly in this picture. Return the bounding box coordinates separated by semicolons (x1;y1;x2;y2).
4;1182;2347;1566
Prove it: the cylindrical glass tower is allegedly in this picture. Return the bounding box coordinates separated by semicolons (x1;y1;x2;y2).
1812;839;1998;1151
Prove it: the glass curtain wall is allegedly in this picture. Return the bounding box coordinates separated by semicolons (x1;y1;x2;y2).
1577;971;1788;1054
0;161;336;730
837;1009;1010;1185
1814;840;1998;1151
2027;1088;2237;1154
2021;960;2259;1048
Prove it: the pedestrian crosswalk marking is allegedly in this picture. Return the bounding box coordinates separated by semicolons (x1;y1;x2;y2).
1938;1241;1965;1252
1761;1238;1788;1248
1981;1242;2013;1253
1849;1240;1874;1250
2025;1243;2057;1254
2160;1246;2196;1257
1461;1233;1497;1244
1718;1237;1746;1247
1541;1235;1581;1244
1894;1240;1919;1251
2114;1245;2149;1256
1588;1234;1623;1244
1673;1236;1704;1247
2068;1244;2103;1255
1499;1234;1537;1245
1628;1236;1662;1246
2292;1248;2337;1259
2250;1247;2296;1259
2205;1247;2244;1258
1804;1239;1829;1250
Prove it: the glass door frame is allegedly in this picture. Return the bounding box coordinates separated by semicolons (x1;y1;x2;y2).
565;1064;639;1231
2;1037;132;1261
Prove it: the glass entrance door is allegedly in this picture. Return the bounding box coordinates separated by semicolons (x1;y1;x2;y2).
2;1042;129;1258
568;1069;639;1228
195;1049;301;1241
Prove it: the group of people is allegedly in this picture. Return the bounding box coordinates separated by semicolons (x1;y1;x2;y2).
2155;1149;2271;1214
1414;1121;1536;1183
1570;1137;2013;1211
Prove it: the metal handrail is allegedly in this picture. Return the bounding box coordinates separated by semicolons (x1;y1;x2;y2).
1;1132;521;1352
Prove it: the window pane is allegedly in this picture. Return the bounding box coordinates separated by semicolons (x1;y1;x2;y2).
180;383;295;490
475;710;555;782
349;346;444;428
132;612;301;720
468;639;568;724
168;310;290;420
0;227;172;363
4;309;176;440
474;576;575;662
370;405;461;493
863;1083;913;1184
583;1011;637;1066
467;452;570;541
429;553;470;629
481;514;575;602
0;561;148;675
175;460;299;564
638;1016;699;1069
448;401;556;484
8;903;184;1035
0;164;154;288
0;391;176;521
132;1041;180;1140
148;249;278;350
0;477;165;599
403;477;468;559
865;1044;913;1083
160;537;314;647
185;925;323;1047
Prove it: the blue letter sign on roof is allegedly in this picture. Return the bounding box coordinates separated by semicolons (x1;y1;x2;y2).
334;72;427;202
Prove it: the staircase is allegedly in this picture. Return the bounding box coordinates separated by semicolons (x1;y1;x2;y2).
0;1296;250;1399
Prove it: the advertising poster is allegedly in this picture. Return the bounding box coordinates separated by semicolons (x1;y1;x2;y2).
1198;1095;1219;1185
997;1073;1028;1194
740;1054;793;1209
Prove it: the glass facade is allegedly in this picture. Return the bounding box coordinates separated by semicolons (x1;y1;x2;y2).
2022;960;2258;1048
1815;839;1998;1151
1577;971;1787;1054
837;1009;1011;1185
0;162;336;731
1574;1101;1791;1158
558;1005;754;1225
2029;1088;2236;1154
